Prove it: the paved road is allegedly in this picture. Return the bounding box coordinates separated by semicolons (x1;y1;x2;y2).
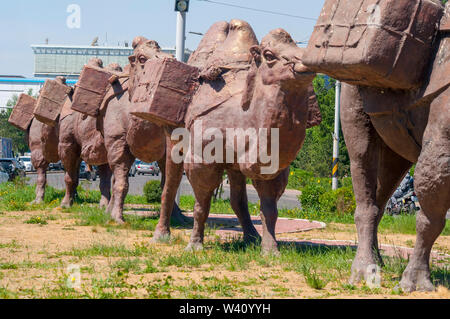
26;172;302;210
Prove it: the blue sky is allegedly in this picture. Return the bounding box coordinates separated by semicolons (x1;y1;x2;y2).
0;0;325;77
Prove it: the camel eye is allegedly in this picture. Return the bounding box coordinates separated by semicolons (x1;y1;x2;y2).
138;56;148;64
264;51;276;62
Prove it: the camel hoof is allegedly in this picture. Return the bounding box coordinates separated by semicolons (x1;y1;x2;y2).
151;230;171;243
111;215;125;224
185;242;203;252
400;268;435;293
262;248;280;257
60;201;72;209
31;198;43;205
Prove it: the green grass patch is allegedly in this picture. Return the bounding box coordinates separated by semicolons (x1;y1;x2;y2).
60;242;153;259
0;262;18;270
24;216;48;225
0;240;21;249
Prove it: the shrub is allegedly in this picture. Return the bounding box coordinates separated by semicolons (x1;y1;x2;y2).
319;186;356;216
299;183;327;210
143;180;162;203
287;169;315;190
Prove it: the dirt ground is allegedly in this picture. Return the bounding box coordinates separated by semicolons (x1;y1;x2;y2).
0;209;448;299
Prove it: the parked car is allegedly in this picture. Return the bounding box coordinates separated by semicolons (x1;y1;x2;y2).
0;165;9;184
18;156;34;172
136;161;160;176
79;161;97;181
0;158;26;181
49;160;63;171
129;160;138;177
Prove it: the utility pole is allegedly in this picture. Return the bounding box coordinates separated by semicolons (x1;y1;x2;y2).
332;80;341;190
174;1;189;205
175;0;189;62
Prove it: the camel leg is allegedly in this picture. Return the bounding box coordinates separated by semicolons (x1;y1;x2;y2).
184;165;224;251
153;138;185;242
32;164;48;204
109;155;134;224
157;153;186;225
341;84;412;284
227;169;261;243
252;168;289;255
97;164;112;209
106;174;115;214
60;157;81;208
400;89;450;292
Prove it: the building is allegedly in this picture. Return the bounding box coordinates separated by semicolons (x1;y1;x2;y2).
0;44;192;110
31;44;192;79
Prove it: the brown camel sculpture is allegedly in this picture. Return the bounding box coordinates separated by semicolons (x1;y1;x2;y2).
128;24;232;241
303;1;450;292
132;20;320;251
101;39;185;224
13;77;64;204
57;58;113;210
27;117;59;204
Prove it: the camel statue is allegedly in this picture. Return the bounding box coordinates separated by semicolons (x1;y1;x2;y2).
130;20;321;252
9;77;63;204
101;39;185;224
303;1;450;292
128;24;232;241
27;117;59;204
56;58;114;210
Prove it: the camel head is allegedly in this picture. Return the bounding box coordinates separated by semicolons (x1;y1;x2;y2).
87;57;104;68
251;28;314;88
105;63;123;73
128;36;173;101
242;28;320;128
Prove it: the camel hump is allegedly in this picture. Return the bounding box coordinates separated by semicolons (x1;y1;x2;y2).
188;21;229;68
261;28;296;48
206;19;258;68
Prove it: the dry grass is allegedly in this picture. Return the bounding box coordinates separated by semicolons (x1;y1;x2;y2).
0;208;448;299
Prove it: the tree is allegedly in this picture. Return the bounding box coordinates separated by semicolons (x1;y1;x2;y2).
291;75;350;178
0;89;34;155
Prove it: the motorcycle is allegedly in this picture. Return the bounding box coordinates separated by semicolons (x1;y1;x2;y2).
385;173;420;216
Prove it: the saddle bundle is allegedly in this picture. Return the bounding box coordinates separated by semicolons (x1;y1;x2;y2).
303;0;444;90
8;94;37;131
130;57;200;127
34;79;72;127
71;65;126;117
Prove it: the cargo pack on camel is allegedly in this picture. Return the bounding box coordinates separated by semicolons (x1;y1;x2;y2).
303;0;444;90
8;94;37;131
71;65;128;117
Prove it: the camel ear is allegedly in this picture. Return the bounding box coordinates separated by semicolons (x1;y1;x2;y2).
241;61;258;111
128;61;136;102
128;55;136;67
249;45;262;65
306;84;321;129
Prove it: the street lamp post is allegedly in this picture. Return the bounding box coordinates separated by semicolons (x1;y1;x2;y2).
332;80;341;190
175;0;189;62
174;1;189;205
